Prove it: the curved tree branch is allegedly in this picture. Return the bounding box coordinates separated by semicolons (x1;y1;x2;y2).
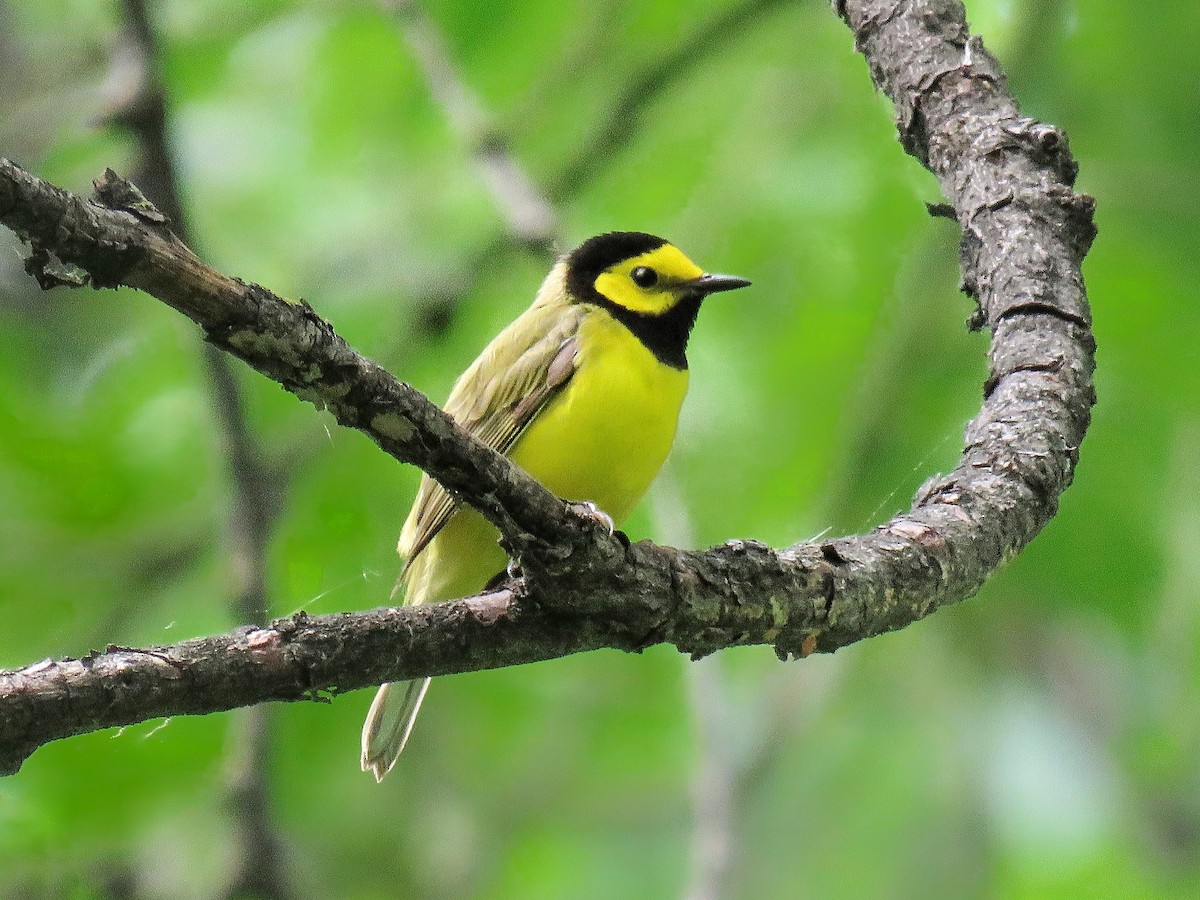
0;0;1095;776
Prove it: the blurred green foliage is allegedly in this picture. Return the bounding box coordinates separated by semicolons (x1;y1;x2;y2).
1;0;1198;897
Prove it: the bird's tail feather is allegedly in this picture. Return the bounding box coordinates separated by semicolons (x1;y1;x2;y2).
360;677;432;782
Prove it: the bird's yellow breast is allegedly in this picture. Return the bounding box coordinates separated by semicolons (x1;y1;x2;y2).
405;307;687;607
508;308;688;523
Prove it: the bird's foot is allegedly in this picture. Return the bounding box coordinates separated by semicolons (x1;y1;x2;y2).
565;501;615;535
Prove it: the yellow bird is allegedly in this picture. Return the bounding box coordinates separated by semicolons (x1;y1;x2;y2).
361;232;750;780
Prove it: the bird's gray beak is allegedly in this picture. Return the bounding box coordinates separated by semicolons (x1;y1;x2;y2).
688;273;752;294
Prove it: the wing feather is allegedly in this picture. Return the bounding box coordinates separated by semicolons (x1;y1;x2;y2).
397;293;585;583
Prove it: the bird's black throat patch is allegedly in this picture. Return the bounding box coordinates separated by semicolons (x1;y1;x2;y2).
564;231;697;369
592;293;701;370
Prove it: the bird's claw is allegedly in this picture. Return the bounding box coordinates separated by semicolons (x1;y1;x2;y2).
566;501;615;535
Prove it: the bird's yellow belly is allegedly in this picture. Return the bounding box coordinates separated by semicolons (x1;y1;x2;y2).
509;315;689;524
406;313;687;606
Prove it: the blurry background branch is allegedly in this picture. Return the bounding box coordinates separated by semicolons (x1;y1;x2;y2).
655;470;845;900
384;0;557;253
544;0;789;201
654;477;746;900
0;0;1095;775
407;0;791;335
101;1;293;897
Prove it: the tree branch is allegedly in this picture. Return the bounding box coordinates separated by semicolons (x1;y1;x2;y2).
0;0;1095;776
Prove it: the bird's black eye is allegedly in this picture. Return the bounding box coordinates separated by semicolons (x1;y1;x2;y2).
631;266;658;288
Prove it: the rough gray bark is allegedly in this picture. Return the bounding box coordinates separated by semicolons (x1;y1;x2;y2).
0;0;1095;776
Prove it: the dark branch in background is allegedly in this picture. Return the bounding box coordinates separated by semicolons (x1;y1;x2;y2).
0;0;1096;775
101;1;291;896
410;0;790;336
0;3;26;102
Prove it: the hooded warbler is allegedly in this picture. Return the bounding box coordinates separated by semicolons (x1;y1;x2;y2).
361;231;750;780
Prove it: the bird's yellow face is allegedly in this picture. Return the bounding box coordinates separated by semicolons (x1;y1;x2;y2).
562;231;749;369
592;244;706;315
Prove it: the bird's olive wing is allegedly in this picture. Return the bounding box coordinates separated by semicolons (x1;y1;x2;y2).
397;303;585;577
